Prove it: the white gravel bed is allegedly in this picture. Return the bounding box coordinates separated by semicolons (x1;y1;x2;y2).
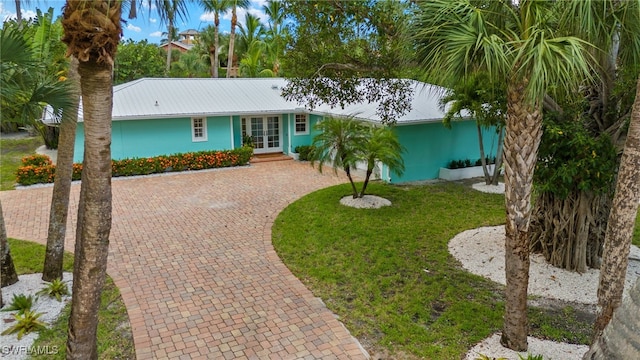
449;226;640;360
472;182;505;194
1;273;73;360
340;195;391;209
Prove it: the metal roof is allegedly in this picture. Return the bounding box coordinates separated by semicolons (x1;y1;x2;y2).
79;78;465;124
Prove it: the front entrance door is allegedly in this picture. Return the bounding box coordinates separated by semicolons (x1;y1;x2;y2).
248;116;281;154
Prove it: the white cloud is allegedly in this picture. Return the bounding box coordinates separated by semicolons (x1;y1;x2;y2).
149;31;163;38
150;18;157;23
1;7;37;22
127;23;142;32
200;12;215;22
224;7;269;27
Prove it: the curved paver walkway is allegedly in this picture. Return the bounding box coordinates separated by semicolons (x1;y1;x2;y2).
1;161;368;359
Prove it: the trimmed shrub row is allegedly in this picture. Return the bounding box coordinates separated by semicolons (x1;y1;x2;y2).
16;147;253;186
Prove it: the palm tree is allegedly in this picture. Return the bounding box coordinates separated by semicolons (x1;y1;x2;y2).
61;1;120;357
226;0;249;78
412;0;596;351
440;73;506;186
200;0;231;78
262;0;286;74
1;201;18;288
237;13;265;55
358;125;404;197
155;0;189;74
585;278;640;358
42;56;80;282
238;42;274;77
312;117;367;198
197;25;218;77
592;73;640;338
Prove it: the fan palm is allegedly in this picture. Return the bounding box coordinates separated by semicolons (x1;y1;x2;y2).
199;0;231;77
412;0;596;351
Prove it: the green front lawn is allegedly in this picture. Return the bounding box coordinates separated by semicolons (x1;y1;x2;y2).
0;137;43;190
272;182;599;359
6;239;135;359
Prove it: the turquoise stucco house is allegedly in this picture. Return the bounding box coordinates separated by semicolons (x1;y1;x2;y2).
74;78;501;183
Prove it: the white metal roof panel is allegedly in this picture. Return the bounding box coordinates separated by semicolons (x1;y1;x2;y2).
78;78;466;124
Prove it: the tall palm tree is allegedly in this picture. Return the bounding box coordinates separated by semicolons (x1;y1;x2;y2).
61;1;120;357
200;0;231;78
226;0;249;78
311;117;367;198
592;73;640;338
412;0;596;351
42;57;80;282
155;0;189;74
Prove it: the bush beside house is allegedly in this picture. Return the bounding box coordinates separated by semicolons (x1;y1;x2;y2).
16;147;253;186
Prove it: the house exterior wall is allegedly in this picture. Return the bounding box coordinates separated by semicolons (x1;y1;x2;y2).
74;116;233;163
382;120;500;183
287;114;323;154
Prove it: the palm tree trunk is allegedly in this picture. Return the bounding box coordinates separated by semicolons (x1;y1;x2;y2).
491;127;504;186
500;81;544;351
15;0;22;23
592;75;640;337
42;57;80;282
477;124;490;185
584;277;640;359
214;15;220;78
0;201;19;287
66;58;114;360
166;21;173;74
359;169;373;198
227;7;237;78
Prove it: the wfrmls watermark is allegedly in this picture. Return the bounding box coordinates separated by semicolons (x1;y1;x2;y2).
0;345;60;356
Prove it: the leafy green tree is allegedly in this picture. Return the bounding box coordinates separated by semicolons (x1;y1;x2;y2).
281;0;414;124
412;0;596;350
114;39;165;84
199;0;231;78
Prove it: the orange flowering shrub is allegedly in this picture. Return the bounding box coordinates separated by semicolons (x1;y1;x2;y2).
16;147;253;186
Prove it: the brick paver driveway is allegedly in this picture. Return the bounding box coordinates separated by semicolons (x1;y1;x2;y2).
1;161;368;359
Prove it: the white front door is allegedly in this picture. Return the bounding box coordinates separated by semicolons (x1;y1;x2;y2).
248;116;282;154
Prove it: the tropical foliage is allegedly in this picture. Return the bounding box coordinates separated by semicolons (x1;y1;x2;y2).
114;39;165;84
16;147;253;186
412;0;597;351
311;117;404;199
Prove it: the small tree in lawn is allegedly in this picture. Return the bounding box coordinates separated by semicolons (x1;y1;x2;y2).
311;117;404;199
359;125;404;197
311;117;366;198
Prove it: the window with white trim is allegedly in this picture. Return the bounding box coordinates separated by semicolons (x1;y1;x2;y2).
294;114;308;135
192;117;207;142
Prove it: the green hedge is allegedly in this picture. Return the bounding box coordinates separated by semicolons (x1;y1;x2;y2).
16;147;253;186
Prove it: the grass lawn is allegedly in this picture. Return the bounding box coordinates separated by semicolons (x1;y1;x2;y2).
0;137;44;190
7;238;135;359
272;182;603;359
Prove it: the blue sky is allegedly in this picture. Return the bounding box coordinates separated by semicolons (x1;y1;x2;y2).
1;0;271;44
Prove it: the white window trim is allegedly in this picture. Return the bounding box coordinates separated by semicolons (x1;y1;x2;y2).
294;113;309;135
191;117;207;142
